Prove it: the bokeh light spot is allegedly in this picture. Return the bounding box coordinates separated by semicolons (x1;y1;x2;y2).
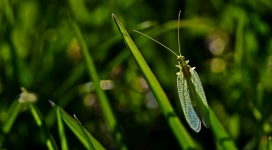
209;38;225;55
210;58;226;73
83;93;96;107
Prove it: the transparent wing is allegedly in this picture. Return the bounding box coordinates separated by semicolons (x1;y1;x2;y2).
190;69;210;128
177;73;201;132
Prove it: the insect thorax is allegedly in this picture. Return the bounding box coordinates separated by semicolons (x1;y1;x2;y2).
176;55;194;78
181;65;192;78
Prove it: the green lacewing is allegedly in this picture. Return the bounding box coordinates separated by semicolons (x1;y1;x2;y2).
134;11;210;132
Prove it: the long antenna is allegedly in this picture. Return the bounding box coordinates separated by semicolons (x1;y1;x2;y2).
133;30;178;57
178;10;182;56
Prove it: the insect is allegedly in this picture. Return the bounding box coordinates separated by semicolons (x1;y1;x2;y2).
134;11;210;132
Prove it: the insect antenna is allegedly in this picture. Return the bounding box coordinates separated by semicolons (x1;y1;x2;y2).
133;30;178;57
178;10;182;56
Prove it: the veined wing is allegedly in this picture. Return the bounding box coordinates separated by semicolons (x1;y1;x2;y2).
177;72;201;132
190;69;210;128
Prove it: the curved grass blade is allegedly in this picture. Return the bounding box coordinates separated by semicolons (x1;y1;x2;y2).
177;73;201;132
74;114;95;150
51;93;68;150
210;109;238;150
112;13;197;149
2;96;23;134
19;88;58;150
49;100;105;150
69;16;127;150
28;103;58;150
1;96;24;147
56;103;68;150
46;88;79;127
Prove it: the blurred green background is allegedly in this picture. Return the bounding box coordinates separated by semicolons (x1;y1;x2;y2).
0;0;272;149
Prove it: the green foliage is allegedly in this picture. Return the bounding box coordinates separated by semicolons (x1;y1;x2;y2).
0;0;272;149
73;114;95;150
69;16;127;150
55;99;68;150
49;100;105;150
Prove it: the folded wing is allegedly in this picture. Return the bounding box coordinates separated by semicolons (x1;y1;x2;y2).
177;73;201;132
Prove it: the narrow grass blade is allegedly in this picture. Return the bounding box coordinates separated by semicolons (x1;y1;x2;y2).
46;88;78;127
233;10;245;68
18;88;58;150
268;136;272;150
3;0;14;25
28;103;59;150
1;96;23;148
2;96;23;134
49;100;105;150
112;14;197;149
56;103;68;150
210;109;238;150
69;16;127;150
259;135;270;150
74;114;95;150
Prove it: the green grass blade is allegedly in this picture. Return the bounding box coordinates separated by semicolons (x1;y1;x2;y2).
29;103;59;150
74;114;95;150
46;88;79;127
1;96;23;148
69;16;127;150
269;136;272;150
18;88;58;150
49;100;105;150
45;63;85;127
210;109;238;150
2;96;23;134
112;14;197;149
233;10;245;68
56;104;68;150
3;0;14;25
